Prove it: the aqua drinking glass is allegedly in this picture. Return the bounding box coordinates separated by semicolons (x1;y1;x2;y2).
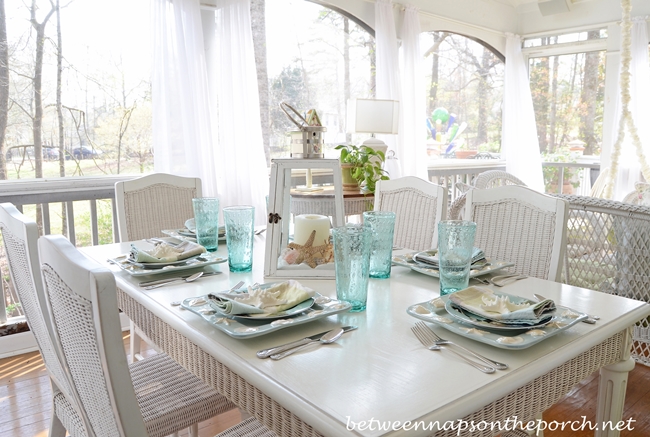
363;211;396;279
223;205;255;272
332;224;370;312
437;220;476;296
192;198;220;252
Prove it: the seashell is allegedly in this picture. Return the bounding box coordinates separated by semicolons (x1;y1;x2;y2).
527;329;547;337
430;298;445;309
413;305;432;316
561;310;581;319
234;327;258;333
458;327;488;336
329;303;348;310
314;296;332;305
496;336;524;345
214;317;231;325
431;316;453;324
307;310;324;317
270;319;294;326
198;308;216;315
546;321;567;329
189;297;207;306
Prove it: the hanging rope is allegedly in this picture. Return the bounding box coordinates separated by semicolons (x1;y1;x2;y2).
604;0;650;198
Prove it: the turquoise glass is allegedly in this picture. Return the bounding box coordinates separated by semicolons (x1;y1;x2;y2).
332;224;370;312
223;205;255;272
363;211;396;279
192;198;220;252
437;220;477;296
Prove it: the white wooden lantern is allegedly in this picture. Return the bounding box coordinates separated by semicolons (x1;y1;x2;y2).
264;159;345;279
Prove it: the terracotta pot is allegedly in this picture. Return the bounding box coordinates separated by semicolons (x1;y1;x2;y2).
455;150;478;159
340;163;360;189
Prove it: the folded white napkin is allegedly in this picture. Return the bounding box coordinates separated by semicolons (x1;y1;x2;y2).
185;218;224;236
130;240;206;263
448;286;556;324
414;247;485;268
207;280;316;317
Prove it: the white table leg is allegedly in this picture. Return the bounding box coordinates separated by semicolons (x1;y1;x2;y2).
595;327;635;437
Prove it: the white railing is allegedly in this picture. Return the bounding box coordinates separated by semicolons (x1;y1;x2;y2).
0;175;137;327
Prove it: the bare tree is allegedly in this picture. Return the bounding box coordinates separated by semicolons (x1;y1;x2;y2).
424;32;449;115
0;0;8;180
30;0;56;180
579;31;600;155
251;0;271;166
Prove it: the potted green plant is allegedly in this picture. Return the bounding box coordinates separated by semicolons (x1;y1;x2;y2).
335;144;389;193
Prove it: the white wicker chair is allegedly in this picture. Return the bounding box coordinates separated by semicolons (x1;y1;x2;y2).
36;234;248;436
553;194;650;367
373;176;447;251
115;173;202;242
465;185;569;281
0;203;85;436
448;170;527;220
115;173;202;361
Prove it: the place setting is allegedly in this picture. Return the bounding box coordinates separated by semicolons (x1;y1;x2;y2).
180;280;352;338
408;220;589;350
392;247;515;279
106;237;227;277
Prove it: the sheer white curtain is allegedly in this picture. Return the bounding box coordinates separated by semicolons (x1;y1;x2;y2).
214;0;269;225
375;0;403;178
611;18;650;200
152;0;218;196
501;34;545;192
399;6;428;180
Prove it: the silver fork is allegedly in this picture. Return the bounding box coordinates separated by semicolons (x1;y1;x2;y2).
411;324;495;374
415;322;508;370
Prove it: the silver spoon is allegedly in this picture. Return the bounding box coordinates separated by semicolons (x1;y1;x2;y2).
144;271;204;289
270;328;344;360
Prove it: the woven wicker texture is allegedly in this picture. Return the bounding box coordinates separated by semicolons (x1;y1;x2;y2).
121;183;197;241
0;224;73;398
213;417;276;437
41;262;237;436
290;197;373;217
42;263;122;436
469;199;557;279
449;171;527;220
554;194;650;367
53;392;85;437
117;287;627;437
374;179;445;251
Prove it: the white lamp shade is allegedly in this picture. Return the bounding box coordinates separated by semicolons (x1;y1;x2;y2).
347;99;399;134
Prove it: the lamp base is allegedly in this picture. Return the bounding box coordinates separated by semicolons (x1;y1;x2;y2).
361;137;388;160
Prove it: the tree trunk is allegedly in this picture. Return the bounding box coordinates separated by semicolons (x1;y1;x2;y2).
579;31;600;155
0;0;8;180
251;0;271;166
343;18;351;143
549;54;559;152
474;47;490;146
530;39;550;153
424;32;449;116
55;0;67;235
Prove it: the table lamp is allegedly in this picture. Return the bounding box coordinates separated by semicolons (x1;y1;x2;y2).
346;98;399;156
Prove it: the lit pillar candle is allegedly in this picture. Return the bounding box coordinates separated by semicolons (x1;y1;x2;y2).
293;214;330;246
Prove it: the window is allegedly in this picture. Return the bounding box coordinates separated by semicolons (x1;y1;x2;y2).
264;0;374;159
420;32;504;158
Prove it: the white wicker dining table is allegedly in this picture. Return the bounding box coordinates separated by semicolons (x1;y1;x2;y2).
81;235;650;437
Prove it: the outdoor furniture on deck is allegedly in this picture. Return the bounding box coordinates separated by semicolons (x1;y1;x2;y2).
554;194;650;367
373;176;447;251
80;233;650;437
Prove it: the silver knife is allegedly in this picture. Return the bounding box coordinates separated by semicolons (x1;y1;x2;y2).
138;271;221;287
256;325;357;358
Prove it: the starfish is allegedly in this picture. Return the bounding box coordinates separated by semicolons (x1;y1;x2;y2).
287;230;331;268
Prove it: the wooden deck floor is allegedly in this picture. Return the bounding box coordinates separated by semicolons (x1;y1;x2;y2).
1;333;649;436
